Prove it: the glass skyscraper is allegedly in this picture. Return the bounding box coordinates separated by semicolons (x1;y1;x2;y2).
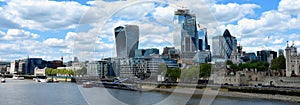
174;9;209;53
114;25;139;58
135;48;159;58
174;9;198;53
212;29;237;59
197;25;209;51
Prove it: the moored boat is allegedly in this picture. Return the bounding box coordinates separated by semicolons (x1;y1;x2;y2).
12;75;24;80
1;78;5;83
82;81;93;88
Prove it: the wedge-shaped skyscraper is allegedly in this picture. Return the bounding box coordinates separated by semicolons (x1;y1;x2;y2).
114;25;139;58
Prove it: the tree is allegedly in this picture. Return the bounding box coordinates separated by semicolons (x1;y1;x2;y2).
158;63;167;76
166;67;181;82
270;55;286;76
226;60;233;65
76;67;87;76
181;65;199;82
238;63;246;71
61;69;68;81
45;68;53;76
230;64;238;70
68;70;74;76
199;63;211;78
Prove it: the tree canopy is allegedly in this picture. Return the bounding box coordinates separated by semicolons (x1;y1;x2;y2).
227;60;269;72
165;67;181;82
181;63;211;82
270;55;286;70
45;68;74;76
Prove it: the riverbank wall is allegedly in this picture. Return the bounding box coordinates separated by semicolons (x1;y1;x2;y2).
140;85;300;103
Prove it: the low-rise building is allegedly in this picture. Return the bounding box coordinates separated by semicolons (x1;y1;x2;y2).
34;67;46;76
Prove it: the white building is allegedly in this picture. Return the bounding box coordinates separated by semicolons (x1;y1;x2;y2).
285;43;300;77
10;60;19;74
87;61;100;76
34;67;46;76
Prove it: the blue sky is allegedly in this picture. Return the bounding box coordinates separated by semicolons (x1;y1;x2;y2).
0;0;299;61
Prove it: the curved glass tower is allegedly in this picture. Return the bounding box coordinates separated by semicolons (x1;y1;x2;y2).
114;25;139;58
212;29;237;59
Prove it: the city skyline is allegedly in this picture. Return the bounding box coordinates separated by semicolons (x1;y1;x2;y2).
0;0;299;61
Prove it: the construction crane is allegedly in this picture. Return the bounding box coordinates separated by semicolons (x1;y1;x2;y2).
261;36;270;50
238;34;243;46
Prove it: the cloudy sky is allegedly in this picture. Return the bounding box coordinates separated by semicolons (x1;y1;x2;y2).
0;0;299;61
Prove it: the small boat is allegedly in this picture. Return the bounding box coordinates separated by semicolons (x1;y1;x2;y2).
83;81;93;88
12;75;24;80
34;77;47;83
46;78;59;83
1;78;5;83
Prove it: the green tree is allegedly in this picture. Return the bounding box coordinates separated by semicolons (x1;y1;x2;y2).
158;63;167;76
45;68;53;76
238;63;246;71
61;69;68;81
230;64;238;70
52;69;58;76
226;60;233;65
166;67;181;82
181;65;199;81
270;55;286;76
68;70;74;76
199;63;211;78
76;67;87;76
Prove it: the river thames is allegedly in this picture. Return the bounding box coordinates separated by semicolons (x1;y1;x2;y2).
0;78;298;105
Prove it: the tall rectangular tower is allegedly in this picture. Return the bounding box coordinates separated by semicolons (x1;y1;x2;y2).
114;25;139;58
174;9;198;53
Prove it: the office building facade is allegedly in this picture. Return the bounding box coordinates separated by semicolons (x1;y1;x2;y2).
212;29;237;60
135;48;159;58
11;58;51;75
256;50;277;63
174;9;198;53
114;25;139;58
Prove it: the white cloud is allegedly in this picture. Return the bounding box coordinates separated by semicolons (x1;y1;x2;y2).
0;29;40;40
153;6;175;25
1;0;299;61
43;38;65;47
221;10;293;38
278;0;300;15
213;3;260;24
114;3;155;20
0;30;5;36
1;0;89;30
273;38;284;44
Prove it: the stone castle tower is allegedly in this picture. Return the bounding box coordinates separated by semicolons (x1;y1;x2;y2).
285;42;300;77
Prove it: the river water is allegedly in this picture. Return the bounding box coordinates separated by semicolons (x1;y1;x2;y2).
0;78;298;105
